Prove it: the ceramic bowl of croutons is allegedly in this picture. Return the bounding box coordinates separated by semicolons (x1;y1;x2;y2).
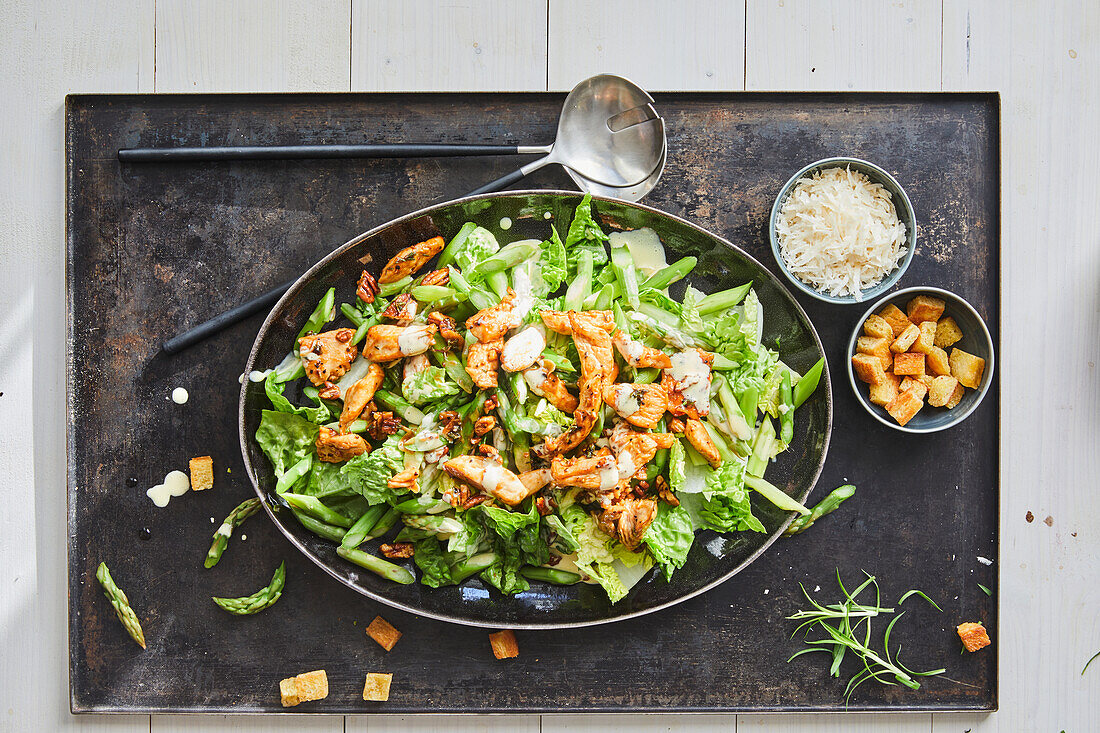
847;286;994;433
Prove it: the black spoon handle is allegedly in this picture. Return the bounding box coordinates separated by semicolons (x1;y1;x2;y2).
119;144;530;163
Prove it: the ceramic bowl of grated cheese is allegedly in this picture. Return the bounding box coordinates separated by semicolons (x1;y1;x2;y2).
769;157;916;304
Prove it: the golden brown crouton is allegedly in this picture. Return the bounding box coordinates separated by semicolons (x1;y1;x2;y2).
366;616;402;651
280;670;329;707
489;630;519;660
911;321;938;354
862;314;894;340
891;323;921;353
362;672;393;701
949;348;987;389
928;376;960;407
868;372;901;406
852;353;888;385
926;346;951;376
189;456;213;491
945;381;966;409
957;622;991;652
907;295;946;323
877;303;911;337
884;390;923;426
857;336;893;371
934;316;964;348
893;352;926;377
918;373;936;388
899;377;928;402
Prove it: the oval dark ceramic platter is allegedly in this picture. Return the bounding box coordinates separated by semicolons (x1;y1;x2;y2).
239;191;832;629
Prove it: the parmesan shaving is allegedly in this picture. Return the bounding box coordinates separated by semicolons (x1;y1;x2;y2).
776;166;907;299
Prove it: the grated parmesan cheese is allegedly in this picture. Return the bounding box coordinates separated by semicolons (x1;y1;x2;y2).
776;166;907;299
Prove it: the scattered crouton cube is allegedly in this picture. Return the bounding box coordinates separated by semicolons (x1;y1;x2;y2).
926;346;951;376
189;456;214;491
899;377;928;402
934;317;964;348
945;381;966;409
949;348;986;389
857;336;893;370
862;314;894;340
928;376;960;407
280;670;328;707
911;321;938;354
907;295;946;323
918;373;936;388
877;303;911;337
362;672;393;701
891;323;921;353
489;630;519;660
868;372;901;406
366;616;402;651
884;390;923;426
852;353;888;385
957;622;991;652
893;352;926;377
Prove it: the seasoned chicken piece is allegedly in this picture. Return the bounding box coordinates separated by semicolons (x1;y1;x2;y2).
339;363;385;432
599;497;658;549
570;310;619;384
378;236;445;283
608;422;675;480
500;325;546;373
539;309;614;335
550;450;619;490
662;348;714;419
523;360;579;414
443;455;533;506
427;311;462;347
518;467;552;494
465;338;504;389
403;353;431;383
466;291;519;342
316;427;368;463
299;328;358;386
602;382;668;429
683;418;722;468
388;465;419;491
612;330;672;369
360;324;434;363
381;293;417;322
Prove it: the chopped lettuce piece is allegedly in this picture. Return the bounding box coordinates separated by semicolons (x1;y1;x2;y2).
565;194;610;277
402;365;461;405
480;500;539;539
256;410;319;476
455;226;501;277
264;372;332;424
414;537;455;588
537;226;568;294
340;435;406;504
643;502;695;581
697;458;765;533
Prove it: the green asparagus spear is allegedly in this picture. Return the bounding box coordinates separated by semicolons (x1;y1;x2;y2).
212;561;286;615
204;498;262;569
793;357;825;408
281;493;353;527
784;484;856;536
95;562;146;649
292;509;347;543
520;565;582;585
640;256;697;290
450;552;500;582
367;507;401;539
401;514;464;534
340;504;389;550
436;222;477;268
779;370;795;444
379;276;412;297
336;546;416;584
298;287;336;339
697;282;752;315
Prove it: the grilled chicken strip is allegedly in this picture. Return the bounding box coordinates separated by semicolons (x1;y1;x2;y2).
465;338;504;389
316;427;368;463
339;363;385;432
683;418;722;467
298;328;358;386
360;323;434;363
443;455;534;506
378;236;445;283
612;330;672;369
602;382;669;429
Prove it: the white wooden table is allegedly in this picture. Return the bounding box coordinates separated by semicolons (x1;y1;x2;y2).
2;1;1097;730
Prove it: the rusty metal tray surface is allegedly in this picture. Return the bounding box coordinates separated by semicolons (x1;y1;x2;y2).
66;92;999;714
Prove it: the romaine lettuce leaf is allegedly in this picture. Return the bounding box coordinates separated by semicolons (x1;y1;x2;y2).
414;537;455;588
643;501;695;581
565;194;610;276
455;226;500;276
256;410;319;476
538;226;568;293
340;435;406;504
402;365;461;405
264;373;331;424
697;458;765;533
480;499;539;539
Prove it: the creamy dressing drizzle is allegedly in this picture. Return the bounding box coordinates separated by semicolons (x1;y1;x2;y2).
248;369;272;382
523;366;548;394
397;325;432;355
482;462;506;494
499;217;512;230
146;470;190;508
598;464;620;490
613;386;643;416
609;228;666;276
171;387;189;404
668;350;711;414
617;451;637;480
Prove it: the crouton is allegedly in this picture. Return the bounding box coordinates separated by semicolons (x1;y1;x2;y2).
926;346;951;376
934;316;964;348
911;321;938;355
868;372;901;406
489;630;519;660
945;381;965;409
949;348;986;389
857;336;893;371
891;323;921;353
884;390;923;426
366;616;402;652
189;456;214;491
852;353;888;385
280;670;328;707
893;352;926;377
862;314;894;340
957;622;991;652
877;303;911;337
899;377;928;402
928;376;960;407
362;672;393;701
918;373;936;388
906;295;946;323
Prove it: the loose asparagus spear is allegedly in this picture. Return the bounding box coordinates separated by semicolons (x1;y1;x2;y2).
779;370;795;444
204;498;262;569
292;509;347;543
212;561;286;615
340;505;388;550
96;562;146;649
520;566;582;585
336;546;415;584
450;552;500;583
784;484;857;536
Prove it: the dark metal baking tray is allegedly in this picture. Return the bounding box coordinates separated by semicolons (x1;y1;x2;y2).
67;91;999;713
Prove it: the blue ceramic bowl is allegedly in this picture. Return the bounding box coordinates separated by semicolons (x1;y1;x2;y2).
769;157;916;305
847;286;994;433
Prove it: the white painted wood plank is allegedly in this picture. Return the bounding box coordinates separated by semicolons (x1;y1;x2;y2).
351;0;547;91
153;714;341;732
544;715;734;732
739;714;931;732
546;0;745;92
746;0;942;90
347;715;540;733
155;0;351;92
0;0;153;730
